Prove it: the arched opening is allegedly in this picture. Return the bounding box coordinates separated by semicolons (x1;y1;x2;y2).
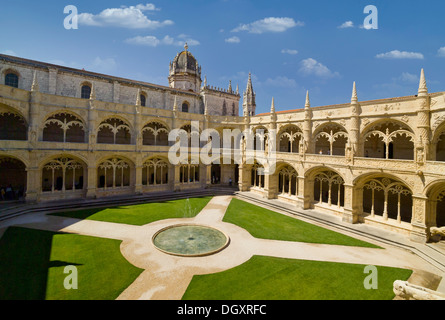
142;122;169;146
278;165;298;197
97;158;131;189
314;124;348;156
313;170;345;207
5;73;19;88
182;102;189;113
436;132;445;162
0;110;27;141
143;158;169;186
362;177;412;223
180;163;200;184
0;157;26;201
43;113;85;143
42;157;85;193
81;83;92;99
97;118;131;145
251;162;265;189
436;190;445;228
279;125;302;153
140;93;147;107
363;122;414;160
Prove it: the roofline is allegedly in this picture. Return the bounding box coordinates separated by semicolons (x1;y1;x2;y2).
0;54;200;97
256;92;444;117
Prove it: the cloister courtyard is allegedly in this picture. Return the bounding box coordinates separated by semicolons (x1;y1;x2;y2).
0;192;443;300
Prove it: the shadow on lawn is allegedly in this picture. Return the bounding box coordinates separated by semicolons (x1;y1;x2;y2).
0;227;82;300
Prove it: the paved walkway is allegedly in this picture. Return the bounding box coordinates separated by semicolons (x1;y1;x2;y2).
1;195;443;300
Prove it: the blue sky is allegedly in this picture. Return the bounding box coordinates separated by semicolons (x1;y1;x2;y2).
2;0;445;114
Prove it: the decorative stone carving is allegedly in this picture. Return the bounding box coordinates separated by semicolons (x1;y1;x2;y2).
393;281;445;300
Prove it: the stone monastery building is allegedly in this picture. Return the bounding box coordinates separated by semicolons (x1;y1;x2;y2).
0;44;444;243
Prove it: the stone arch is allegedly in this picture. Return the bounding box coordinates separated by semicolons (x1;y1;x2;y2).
425;181;445;230
355;173;413;224
80;81;92;99
361;119;415;160
97;117;132;145
182;101;190;113
142;121;169;146
313;122;349;156
42;111;86;143
304;166;346;209
2;68;21;88
0;104;28;141
40;155;87;193
275;162;298;197
142;156;170;186
96;156;134;189
432;120;445;162
0;156;27;200
278;124;303;153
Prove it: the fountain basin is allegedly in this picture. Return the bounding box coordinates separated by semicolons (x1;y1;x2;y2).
152;224;230;257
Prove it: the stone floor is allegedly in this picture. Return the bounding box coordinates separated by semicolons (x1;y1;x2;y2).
0;195;444;300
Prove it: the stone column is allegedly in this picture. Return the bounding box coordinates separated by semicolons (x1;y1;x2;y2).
25;153;40;203
264;171;278;200
416;69;431;161
350;82;361;157
342;184;361;224
134;154;143;194
410;195;429;243
238;164;251;192
303;91;313;154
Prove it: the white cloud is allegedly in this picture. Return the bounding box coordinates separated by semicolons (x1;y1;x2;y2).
438;47;445;57
125;35;199;47
1;50;17;56
225;36;240;44
264;76;298;88
299;58;340;79
91;57;117;73
232;17;303;34
134;3;160;11
338;21;354;29
281;49;298;55
396;72;419;83
375;50;424;60
78;4;173;29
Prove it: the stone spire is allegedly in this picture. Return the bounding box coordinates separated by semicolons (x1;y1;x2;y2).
136;89;141;106
89;84;96;100
173;95;178;112
31;71;39;92
351;81;358;103
270;97;276;114
236;84;239;95
246;72;253;93
228;80;232;93
418;68;428;97
305;90;310;108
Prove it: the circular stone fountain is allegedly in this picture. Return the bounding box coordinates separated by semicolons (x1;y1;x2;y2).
152;224;230;257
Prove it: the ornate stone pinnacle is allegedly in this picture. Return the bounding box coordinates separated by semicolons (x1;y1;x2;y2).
31;71;39;92
305;90;310;108
418;68;428;96
351;81;358;103
271;97;275;113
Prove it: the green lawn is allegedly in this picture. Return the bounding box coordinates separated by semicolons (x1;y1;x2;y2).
0;227;143;300
183;255;413;300
50;196;212;226
223;198;380;248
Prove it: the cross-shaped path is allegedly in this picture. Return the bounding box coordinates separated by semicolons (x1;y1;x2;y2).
3;195;440;300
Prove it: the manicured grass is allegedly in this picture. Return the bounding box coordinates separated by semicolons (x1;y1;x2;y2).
50;196;212;226
182;255;413;300
223;198;380;248
0;227;143;300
